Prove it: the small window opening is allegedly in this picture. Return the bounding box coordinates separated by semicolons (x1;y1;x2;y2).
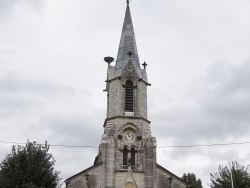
123;147;128;165
131;147;136;165
125;79;134;112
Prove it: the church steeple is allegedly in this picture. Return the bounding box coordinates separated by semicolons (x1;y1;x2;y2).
65;3;188;188
104;3;149;119
115;3;143;79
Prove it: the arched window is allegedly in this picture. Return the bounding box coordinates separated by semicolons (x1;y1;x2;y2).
131;147;136;166
123;147;128;165
125;79;134;112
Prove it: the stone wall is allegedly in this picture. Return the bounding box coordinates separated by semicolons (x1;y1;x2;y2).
66;164;103;188
108;79;123;118
136;81;147;119
155;165;187;188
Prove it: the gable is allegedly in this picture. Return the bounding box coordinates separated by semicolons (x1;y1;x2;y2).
156;164;188;188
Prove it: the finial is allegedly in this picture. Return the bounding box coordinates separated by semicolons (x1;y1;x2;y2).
104;56;114;66
142;61;147;69
127;51;133;58
127;0;131;4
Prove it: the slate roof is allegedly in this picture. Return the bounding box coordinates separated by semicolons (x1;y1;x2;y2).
115;3;146;81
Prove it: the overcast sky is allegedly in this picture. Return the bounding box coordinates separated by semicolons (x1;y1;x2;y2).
1;0;250;187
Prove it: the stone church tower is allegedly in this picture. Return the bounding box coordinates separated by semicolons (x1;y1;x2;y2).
65;2;187;188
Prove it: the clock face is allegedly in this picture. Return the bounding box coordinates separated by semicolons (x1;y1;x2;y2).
123;131;135;143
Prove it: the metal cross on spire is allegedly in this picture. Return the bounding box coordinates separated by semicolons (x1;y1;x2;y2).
127;51;133;58
142;61;147;69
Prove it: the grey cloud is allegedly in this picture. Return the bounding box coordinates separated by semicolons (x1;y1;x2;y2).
200;60;250;135
23;0;44;10
0;74;76;118
0;75;60;93
0;45;16;62
154;58;250;145
0;0;44;19
207;149;241;162
38;112;103;146
0;96;40;117
0;0;17;18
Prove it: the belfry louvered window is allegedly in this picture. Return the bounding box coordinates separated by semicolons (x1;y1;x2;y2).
123;147;128;165
131;147;135;165
125;79;134;112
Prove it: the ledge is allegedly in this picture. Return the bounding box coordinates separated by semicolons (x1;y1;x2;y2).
115;169;145;173
105;76;151;86
103;116;151;127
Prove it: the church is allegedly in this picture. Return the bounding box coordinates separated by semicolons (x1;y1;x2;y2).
65;2;187;188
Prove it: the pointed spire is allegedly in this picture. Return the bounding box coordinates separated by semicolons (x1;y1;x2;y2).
115;2;142;78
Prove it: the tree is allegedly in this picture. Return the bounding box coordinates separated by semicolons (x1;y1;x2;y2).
209;161;250;188
0;141;61;188
182;172;203;188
